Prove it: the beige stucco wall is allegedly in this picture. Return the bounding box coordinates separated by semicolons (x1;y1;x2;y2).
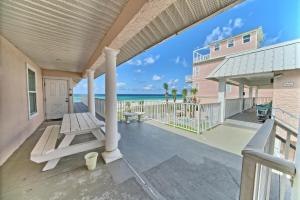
0;35;44;166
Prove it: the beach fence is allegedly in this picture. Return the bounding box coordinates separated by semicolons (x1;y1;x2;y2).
80;96;221;134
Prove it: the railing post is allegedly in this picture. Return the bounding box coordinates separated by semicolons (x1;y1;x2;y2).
240;156;257;200
173;103;176;127
292;115;300;200
197;104;201;134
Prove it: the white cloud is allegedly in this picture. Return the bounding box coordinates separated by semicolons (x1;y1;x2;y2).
168;79;179;87
136;69;142;73
126;59;142;66
144;54;160;65
174;56;188;67
265;30;283;45
117;82;126;88
143;84;153;90
175;56;180;64
127;55;160;66
233;18;243;28
204;18;244;45
152;74;162;81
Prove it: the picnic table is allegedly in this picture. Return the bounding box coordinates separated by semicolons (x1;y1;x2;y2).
123;112;145;123
31;112;105;171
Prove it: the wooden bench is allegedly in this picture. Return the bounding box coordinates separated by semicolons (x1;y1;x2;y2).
31;125;61;162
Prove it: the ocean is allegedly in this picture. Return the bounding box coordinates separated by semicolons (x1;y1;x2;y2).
73;94;183;102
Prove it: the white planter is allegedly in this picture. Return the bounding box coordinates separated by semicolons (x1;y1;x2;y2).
84;152;98;170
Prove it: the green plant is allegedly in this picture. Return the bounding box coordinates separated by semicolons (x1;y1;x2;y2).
163;83;169;103
190;88;198;103
182;88;188;103
171;88;177;102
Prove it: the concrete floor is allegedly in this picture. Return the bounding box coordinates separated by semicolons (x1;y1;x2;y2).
229;108;261;124
0;103;263;200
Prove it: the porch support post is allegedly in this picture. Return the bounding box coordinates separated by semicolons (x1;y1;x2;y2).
249;86;253;107
87;69;95;116
249;86;253;98
239;83;244;111
255;86;259;97
218;79;226;123
239;83;244;98
102;47;122;164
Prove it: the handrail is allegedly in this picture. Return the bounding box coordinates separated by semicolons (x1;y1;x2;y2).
242;149;296;176
244;119;274;150
240;118;298;200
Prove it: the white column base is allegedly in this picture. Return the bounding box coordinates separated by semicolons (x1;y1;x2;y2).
102;148;122;164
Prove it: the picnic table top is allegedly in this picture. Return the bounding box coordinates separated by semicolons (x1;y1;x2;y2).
123;112;145;116
60;112;104;135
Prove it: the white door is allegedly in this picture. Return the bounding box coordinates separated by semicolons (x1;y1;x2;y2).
45;79;69;119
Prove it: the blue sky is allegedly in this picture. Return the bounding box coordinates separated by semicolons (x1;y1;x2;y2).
74;0;300;94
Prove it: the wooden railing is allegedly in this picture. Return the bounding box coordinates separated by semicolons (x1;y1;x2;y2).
240;112;300;200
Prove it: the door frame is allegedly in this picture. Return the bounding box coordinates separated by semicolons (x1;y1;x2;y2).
43;76;73;119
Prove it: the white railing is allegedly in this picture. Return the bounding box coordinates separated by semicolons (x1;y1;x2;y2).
81;95;88;106
244;97;254;110
80;96;221;134
255;97;272;105
225;98;243;118
193;50;210;63
96;99;105;118
240;112;300;200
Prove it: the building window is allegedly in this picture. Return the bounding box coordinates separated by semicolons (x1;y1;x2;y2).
27;64;37;117
227;39;234;48
214;43;220;51
243;34;251;43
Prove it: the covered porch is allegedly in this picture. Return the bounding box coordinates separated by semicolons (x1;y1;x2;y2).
1;102;255;200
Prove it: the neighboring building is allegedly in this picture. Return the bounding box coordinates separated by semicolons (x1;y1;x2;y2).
187;27;273;103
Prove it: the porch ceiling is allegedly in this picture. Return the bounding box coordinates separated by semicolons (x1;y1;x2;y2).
0;0;128;72
0;0;242;77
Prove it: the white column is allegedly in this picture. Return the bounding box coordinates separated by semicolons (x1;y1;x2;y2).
218;79;226;123
249;86;253;108
87;69;95;116
102;47;122;164
239;83;244;111
249;86;253;98
255;86;259;98
239;83;244;98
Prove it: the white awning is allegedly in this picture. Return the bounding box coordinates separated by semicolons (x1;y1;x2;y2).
207;39;300;81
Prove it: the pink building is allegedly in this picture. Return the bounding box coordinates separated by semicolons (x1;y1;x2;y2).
188;27;271;103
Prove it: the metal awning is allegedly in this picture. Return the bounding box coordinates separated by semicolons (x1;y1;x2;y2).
207;39;300;81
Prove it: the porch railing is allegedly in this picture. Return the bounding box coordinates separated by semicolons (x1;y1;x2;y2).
240;111;299;200
225;98;243;118
225;97;271;119
80;96;221;134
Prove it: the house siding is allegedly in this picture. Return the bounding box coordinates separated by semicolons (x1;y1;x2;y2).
0;35;45;166
273;70;300;129
192;30;262;101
